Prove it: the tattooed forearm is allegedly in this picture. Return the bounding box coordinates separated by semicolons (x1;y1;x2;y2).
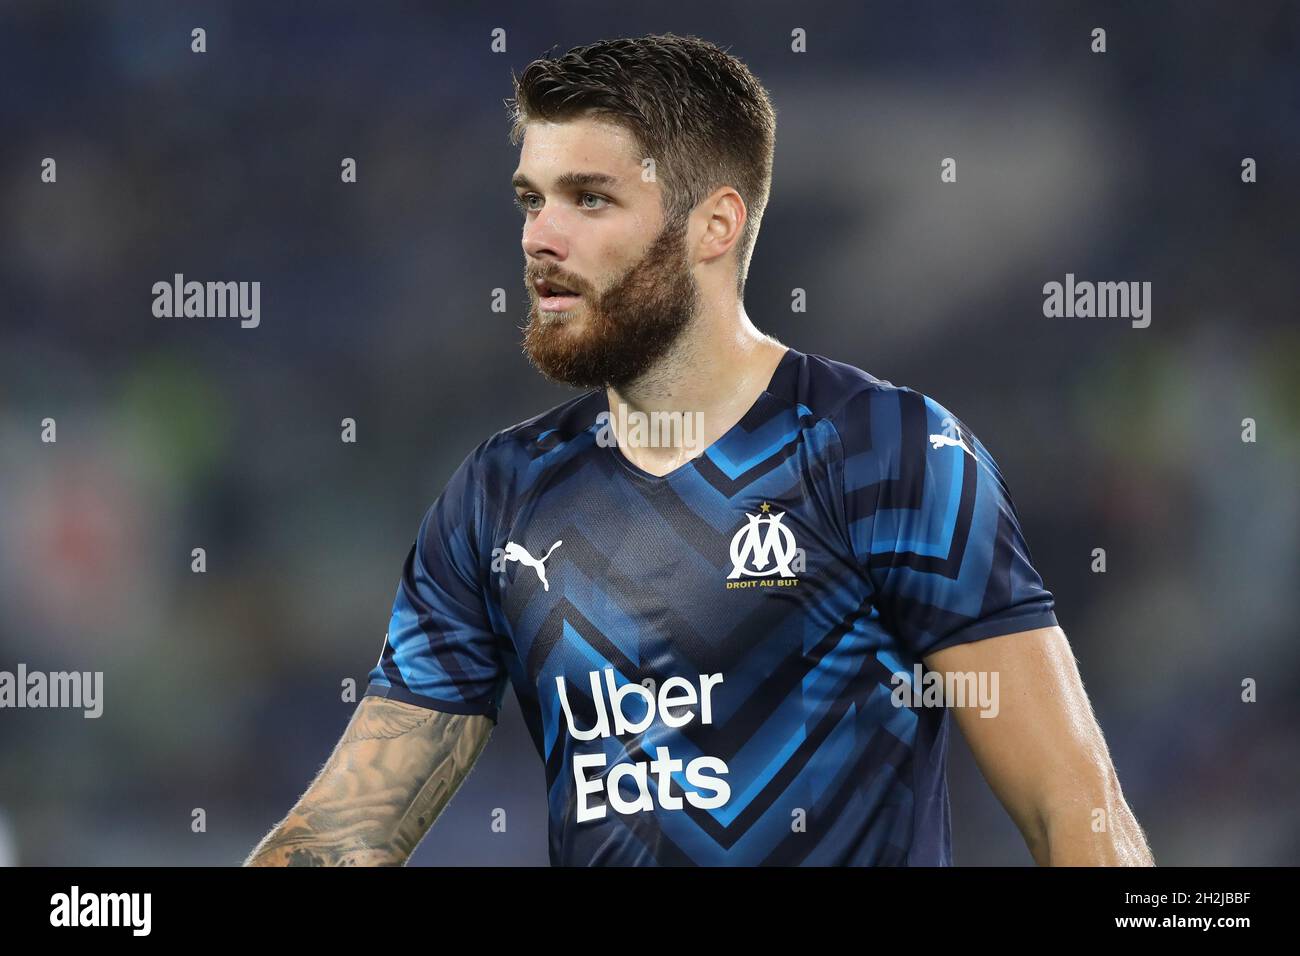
243;696;493;866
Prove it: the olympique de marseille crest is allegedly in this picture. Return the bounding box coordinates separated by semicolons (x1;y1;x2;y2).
727;502;803;581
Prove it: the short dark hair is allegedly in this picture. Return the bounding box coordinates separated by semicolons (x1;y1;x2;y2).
507;33;777;295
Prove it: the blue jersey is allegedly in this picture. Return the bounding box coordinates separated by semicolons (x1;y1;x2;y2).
365;347;1057;865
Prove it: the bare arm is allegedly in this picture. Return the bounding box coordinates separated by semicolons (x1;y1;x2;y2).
244;695;493;866
924;625;1154;866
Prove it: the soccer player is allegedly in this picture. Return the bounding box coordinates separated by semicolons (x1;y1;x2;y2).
246;33;1152;866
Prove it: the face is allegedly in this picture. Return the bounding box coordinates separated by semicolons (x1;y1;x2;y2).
514;116;700;389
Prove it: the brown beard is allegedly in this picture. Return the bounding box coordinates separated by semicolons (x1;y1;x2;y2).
522;214;699;389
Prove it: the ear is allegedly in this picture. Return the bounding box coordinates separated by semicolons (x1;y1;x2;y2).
696;186;746;264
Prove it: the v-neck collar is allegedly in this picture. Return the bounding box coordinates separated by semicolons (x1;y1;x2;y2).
602;346;799;483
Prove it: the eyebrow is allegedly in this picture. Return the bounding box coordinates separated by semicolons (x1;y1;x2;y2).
511;171;621;191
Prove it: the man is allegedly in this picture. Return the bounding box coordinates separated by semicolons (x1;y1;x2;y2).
247;33;1152;866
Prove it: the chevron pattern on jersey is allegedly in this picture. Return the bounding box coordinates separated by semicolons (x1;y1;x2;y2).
366;347;1057;865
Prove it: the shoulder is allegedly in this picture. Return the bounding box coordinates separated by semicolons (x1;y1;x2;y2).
413;389;605;543
454;387;607;485
772;348;971;465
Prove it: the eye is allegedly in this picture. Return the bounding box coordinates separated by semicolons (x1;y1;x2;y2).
578;193;609;210
513;193;540;214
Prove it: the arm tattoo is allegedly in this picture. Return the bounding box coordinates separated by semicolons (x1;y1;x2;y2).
244;696;493;866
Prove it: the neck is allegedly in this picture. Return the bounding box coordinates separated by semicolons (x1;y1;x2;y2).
604;301;788;476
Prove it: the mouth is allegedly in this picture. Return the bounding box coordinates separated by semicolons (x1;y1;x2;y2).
534;277;583;312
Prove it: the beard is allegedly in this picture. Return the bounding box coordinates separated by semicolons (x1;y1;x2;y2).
522;215;700;390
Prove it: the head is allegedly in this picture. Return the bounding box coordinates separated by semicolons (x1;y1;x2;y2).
507;33;777;389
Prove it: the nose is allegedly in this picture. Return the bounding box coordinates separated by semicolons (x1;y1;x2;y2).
521;206;569;261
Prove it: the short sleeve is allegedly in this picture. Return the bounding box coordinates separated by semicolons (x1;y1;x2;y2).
841;387;1058;659
364;446;508;722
